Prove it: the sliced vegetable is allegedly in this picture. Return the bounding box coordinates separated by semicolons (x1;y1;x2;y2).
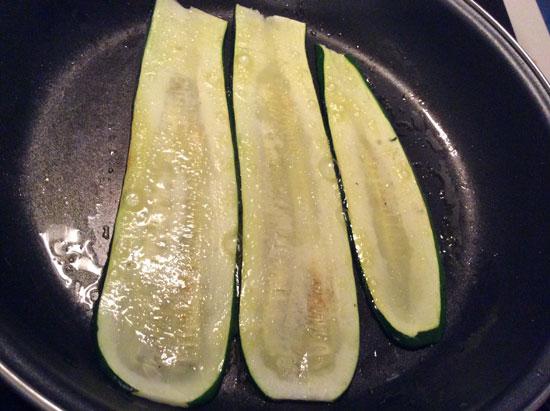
318;45;443;347
96;0;237;406
233;6;359;401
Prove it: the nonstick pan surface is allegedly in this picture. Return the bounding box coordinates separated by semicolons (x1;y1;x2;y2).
0;1;549;410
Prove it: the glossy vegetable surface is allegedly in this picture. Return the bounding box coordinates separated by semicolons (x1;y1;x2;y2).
96;0;237;405
318;45;443;347
234;6;359;401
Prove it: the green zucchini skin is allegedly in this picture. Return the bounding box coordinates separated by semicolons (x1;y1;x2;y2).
96;0;238;406
316;45;444;349
233;6;359;401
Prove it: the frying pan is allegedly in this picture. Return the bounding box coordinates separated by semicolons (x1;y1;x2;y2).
0;0;549;409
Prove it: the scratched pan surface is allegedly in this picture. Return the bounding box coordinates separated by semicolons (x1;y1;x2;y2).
0;0;549;410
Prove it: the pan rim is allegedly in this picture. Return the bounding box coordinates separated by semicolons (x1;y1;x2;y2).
462;2;550;410
0;1;548;410
464;0;550;92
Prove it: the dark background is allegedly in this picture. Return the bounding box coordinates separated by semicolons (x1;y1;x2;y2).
0;1;544;410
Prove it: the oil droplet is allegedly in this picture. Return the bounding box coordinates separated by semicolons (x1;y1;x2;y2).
395;166;412;181
135;207;149;226
238;54;249;65
40;225;103;309
222;229;237;256
125;192;139;208
149;213;165;225
318;157;335;181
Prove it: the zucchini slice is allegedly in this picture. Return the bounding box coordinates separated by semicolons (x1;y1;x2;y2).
233;6;359;401
96;0;237;406
318;45;443;347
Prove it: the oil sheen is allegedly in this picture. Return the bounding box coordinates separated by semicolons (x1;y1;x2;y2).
96;0;237;406
234;6;359;401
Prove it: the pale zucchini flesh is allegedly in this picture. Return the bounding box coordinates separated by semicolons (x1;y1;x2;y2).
234;6;359;401
96;0;237;406
319;46;443;345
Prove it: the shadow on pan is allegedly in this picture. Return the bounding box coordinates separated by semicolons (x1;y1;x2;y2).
0;0;548;410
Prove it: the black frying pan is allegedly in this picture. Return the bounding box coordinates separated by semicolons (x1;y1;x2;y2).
0;0;549;410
